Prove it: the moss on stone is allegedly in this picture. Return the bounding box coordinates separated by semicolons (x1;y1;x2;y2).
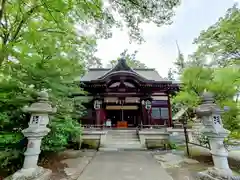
81;140;100;149
146;139;169;149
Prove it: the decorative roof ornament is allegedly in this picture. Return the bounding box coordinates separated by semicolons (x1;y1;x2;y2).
97;58;147;81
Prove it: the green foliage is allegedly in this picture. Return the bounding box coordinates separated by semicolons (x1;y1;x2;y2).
42;116;82;152
167;68;174;80
230;131;240;139
0;0;181;66
173;41;185;75
0;149;24;173
174;66;240;130
193;4;240;67
0;0;181;175
172;5;240;132
168;142;177;149
107;49;148;68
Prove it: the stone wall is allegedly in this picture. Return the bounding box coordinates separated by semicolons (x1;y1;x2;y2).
138;129;170;149
81;139;100;149
81;130;107;149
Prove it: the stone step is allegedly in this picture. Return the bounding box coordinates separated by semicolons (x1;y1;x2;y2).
107;136;139;140
107;136;138;139
103;142;142;146
109;132;137;134
109;134;138;136
105;142;141;145
105;139;140;143
98;147;147;151
106;139;140;143
109;131;137;134
107;130;137;133
109;133;138;136
103;129;143;151
108;134;138;137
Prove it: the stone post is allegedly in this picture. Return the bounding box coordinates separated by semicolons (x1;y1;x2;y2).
8;91;56;180
195;91;239;180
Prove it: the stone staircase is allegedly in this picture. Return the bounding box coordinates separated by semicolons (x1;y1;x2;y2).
99;129;146;151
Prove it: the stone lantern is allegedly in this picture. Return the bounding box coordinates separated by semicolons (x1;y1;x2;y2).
10;91;56;180
195;91;239;180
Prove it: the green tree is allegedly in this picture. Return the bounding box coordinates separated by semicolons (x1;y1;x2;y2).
0;0;181;175
0;0;181;66
173;6;240;133
167;68;174;80
173;41;185;76
193;4;240;67
174;66;240;131
108;49;148;68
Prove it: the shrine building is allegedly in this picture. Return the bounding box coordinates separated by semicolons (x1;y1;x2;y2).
75;58;180;129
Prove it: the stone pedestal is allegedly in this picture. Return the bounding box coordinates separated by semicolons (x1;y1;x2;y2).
6;167;52;180
196;167;240;180
5;91;56;180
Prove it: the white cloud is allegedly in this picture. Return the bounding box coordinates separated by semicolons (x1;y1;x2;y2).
95;23;176;78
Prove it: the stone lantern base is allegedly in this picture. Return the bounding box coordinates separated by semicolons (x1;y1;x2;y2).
5;166;52;180
196;167;240;180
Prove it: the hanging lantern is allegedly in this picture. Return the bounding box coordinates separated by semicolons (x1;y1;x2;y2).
94;99;102;110
145;100;151;110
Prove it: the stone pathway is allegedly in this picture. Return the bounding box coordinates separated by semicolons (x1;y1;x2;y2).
77;151;173;180
153;152;199;168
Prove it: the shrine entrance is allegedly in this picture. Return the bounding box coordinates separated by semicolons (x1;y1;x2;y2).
106;106;139;128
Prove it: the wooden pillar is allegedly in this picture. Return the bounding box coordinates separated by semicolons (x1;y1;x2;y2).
147;109;151;125
167;94;173;127
96;109;101;126
141;104;146;125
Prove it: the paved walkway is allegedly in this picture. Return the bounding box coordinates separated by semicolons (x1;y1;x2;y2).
77;151;173;180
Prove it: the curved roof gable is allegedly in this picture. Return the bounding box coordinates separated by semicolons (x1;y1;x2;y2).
80;58;167;82
98;58;147;81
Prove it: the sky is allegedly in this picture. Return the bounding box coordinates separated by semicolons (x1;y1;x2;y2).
95;0;239;78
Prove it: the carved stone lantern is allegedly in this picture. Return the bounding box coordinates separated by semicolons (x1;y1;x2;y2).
10;91;56;180
195;91;239;180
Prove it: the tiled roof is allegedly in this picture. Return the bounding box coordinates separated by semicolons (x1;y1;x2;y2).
80;68;165;81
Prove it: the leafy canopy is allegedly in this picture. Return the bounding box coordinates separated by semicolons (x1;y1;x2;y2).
0;0;181;175
0;0;180;65
107;49;148;68
193;4;240;67
172;5;240;133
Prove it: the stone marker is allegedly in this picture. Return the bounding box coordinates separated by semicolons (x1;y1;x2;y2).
5;91;56;180
195;91;240;180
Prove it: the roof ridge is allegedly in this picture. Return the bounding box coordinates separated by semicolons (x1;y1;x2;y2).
89;68;111;71
88;68;156;71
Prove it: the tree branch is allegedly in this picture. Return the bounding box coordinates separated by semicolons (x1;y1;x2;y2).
0;0;7;22
41;0;59;25
38;28;66;34
11;4;40;42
